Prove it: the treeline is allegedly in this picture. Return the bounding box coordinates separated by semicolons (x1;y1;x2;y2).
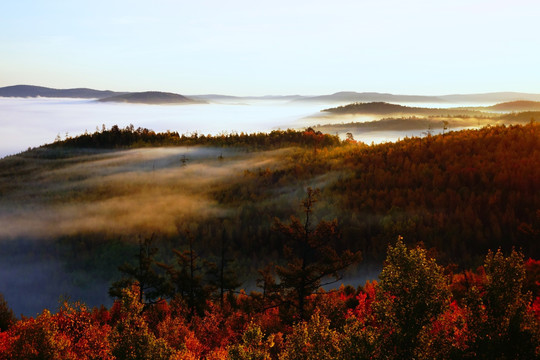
49;123;540;273
500;111;540;123
0;241;538;359
48;125;341;150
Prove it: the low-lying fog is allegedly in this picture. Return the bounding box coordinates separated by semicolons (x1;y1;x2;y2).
0;147;277;240
0;97;503;316
0;147;286;315
0;98;328;158
0;98;494;158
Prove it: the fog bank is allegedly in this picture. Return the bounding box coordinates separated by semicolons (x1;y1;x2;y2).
0;98;327;158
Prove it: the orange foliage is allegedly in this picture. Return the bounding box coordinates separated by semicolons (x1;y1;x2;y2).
0;252;538;360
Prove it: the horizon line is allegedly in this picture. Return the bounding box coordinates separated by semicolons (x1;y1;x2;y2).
2;84;540;98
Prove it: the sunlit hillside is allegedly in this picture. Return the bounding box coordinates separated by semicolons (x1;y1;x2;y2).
0;123;538;358
0;123;538;316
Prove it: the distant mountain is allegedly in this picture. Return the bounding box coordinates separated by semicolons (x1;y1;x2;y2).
98;91;206;105
0;85;299;103
485;100;540;111
4;85;540;105
295;91;540;104
294;91;445;104
0;85;125;99
438;92;540;103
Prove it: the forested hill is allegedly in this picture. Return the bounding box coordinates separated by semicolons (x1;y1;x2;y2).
0;124;538;359
45;126;341;151
322;101;485;116
328;123;540;262
206;123;539;265
34;123;540;265
321;100;540;117
97;91;206;105
486;100;540;111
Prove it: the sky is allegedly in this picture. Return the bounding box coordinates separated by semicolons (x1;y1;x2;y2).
1;0;539;96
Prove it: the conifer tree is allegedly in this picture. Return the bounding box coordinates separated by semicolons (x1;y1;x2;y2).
158;229;214;318
109;235;166;307
273;187;362;320
0;293;15;331
207;229;241;307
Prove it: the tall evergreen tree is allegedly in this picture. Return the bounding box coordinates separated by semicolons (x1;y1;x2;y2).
109;235;166;307
158;229;214;318
0;293;15;331
273;187;362;320
207;229;241;307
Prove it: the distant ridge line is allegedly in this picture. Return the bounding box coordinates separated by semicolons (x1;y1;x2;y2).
0;85;126;99
2;85;540;104
0;85;203;105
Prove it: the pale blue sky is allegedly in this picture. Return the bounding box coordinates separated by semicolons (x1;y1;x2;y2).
1;0;539;96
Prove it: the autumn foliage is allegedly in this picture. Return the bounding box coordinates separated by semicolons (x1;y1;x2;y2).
1;123;539;358
1;241;539;359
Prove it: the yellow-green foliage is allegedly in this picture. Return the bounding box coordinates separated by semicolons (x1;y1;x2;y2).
109;286;174;360
280;312;341;360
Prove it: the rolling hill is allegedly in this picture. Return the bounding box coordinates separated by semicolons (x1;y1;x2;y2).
0;85;124;99
321;102;486;116
294;91;540;104
293;91;443;104
4;85;540;105
0;85;205;105
97;91;207;105
485;100;540;111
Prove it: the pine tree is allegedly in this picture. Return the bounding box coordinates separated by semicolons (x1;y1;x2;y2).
109;235;166;307
158;229;214;318
273;187;362;320
0;293;15;331
207;230;241;307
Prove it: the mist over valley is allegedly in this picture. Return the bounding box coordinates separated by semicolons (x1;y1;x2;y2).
3;1;540;354
0;87;539;317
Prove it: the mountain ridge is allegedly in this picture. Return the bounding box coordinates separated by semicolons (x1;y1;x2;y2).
0;85;126;99
295;91;540;104
294;91;444;103
3;85;540;104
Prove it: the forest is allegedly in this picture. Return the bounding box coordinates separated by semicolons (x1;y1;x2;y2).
0;240;538;359
0;122;539;358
